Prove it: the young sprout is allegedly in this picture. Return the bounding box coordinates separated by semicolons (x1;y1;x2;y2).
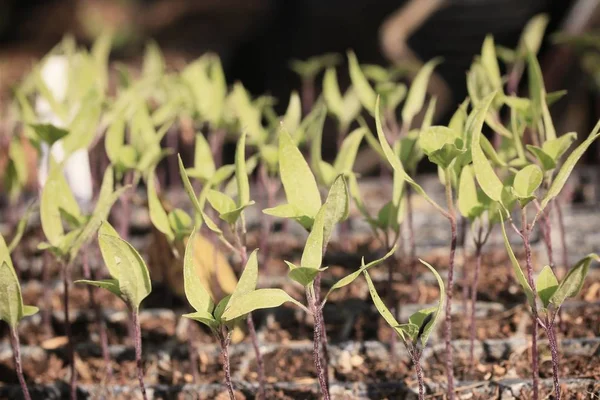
322;66;362;148
76;222;152;400
362;259;444;400
289;53;341;115
39;165;127;399
1;234;39;400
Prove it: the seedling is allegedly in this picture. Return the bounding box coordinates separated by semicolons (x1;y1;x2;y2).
290;53;341;114
0;234;39;400
322;66;362;148
363;259;444;400
76;222;152;400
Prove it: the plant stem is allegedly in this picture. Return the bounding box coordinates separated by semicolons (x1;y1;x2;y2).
234;223;266;399
336;125;348;151
301;76;315;116
219;331;236;400
131;309;148;400
522;208;540;400
406;185;416;263
42;252;53;338
408;347;425;400
308;285;330;400
209;127;226;168
82;249;113;382
539;203;555;270
468;242;483;373
546;318;562;400
313;274;331;390
9;326;31;400
61;261;77;400
443;173;457;400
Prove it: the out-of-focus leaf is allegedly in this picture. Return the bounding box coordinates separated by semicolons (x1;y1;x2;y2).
235;132;250;206
30;124;69;146
148;169;175;242
550;253;599;307
332;128;365;174
401;58;441;126
348;50;376;115
323;67;344;119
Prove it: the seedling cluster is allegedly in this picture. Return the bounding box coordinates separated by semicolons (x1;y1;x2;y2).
1;14;599;400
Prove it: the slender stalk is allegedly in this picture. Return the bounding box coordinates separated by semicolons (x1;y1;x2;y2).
539;203;555;270
408;347;425;400
209;127;226;168
131;309;148;400
82;249;113;381
468;241;483;373
166;128;180;187
9;326;32;400
61;261;77;400
313;274;330;391
219;331;236;400
301;76;315;116
42;252;53;338
443;172;457;399
308;285;330;400
545;318;562;400
336;125;348;151
521;208;540;400
233;223;266;399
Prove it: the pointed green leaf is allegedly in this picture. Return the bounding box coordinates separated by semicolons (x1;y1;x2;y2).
416;259;445;346
481;35;502;92
513;164;543;206
458;165;483;220
279;128;321;218
363;270;405;341
182;310;218;330
518;14;549;57
401;58;441;127
550;254;599;307
99;233;152;309
333;128;365;174
323;67;344;119
193;133;216;180
526;145;556;171
471;92;504;202
168;209;192;237
282;91;302;134
540;122;600;210
30;124;69;146
230;249;259;305
178;155;204;224
41;168;82;247
542;132;577;161
322;175;350;248
0;235;25;327
536;265;558;308
285;261;327;287
183;229;215;315
207;190;237;215
301;208;325;270
347;51;376;115
148;170;175;242
75;279;122;298
221;288;306;321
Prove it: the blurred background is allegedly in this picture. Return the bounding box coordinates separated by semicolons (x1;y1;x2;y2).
0;0;599;163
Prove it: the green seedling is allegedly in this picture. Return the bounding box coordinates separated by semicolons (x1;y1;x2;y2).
39;165;127;397
1;234;39;400
322;66;362;147
363;259;444;400
76;222;152;400
290;53;341;114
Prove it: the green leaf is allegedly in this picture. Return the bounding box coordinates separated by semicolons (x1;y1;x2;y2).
401;58;442;127
182;310;218;330
105;115;125;165
193;133;216;180
183;229;215;315
178;155;204;225
30;124;69;146
458;165;483;220
323;67;344;119
229;250;259;305
513;164;543;206
40;168;82;247
301;208;326;270
536;265;558;308
282;91;302;135
419;126;464;169
470;92;504;202
99;232;152;309
207;190;237;215
235;131;251;207
540;122;600;210
322;175;350;248
0;237;24;327
481;35;502;92
363;270;405;341
542;132;577;161
416;259;445;346
22;305;39;317
499;213;535;307
323;246;396;303
375;96;444;215
333;128;365;174
168;209;192;237
518;14;549;57
221;289;306;321
278;127;322;218
527;52;546;130
75;279;122;298
526;145;556;171
550;254;599;307
147;169;175;242
285;262;327;287
347;50;376;115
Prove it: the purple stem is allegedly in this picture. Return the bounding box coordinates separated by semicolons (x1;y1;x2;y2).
468;242;483;373
309;285;330;400
9;326;32;400
61;262;77;400
545;318;562;400
42;252;53;338
408;347;425;400
301;76;315;116
219;331;236;400
131;309;148;400
314;274;330;391
443;176;457;400
522;209;540;400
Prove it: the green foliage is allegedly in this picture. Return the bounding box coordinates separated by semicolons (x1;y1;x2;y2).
0;235;39;327
401;58;441;128
550;254;599;307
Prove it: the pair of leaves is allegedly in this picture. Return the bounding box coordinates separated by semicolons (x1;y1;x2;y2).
364;259;444;347
419;126;465;169
0;234;39;327
527;132;577;171
323;67;362;131
76;222;152;310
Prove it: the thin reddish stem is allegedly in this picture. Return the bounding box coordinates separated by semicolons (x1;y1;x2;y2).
219;331;236;400
443;176;457;400
9;326;32;400
131;309;148;400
